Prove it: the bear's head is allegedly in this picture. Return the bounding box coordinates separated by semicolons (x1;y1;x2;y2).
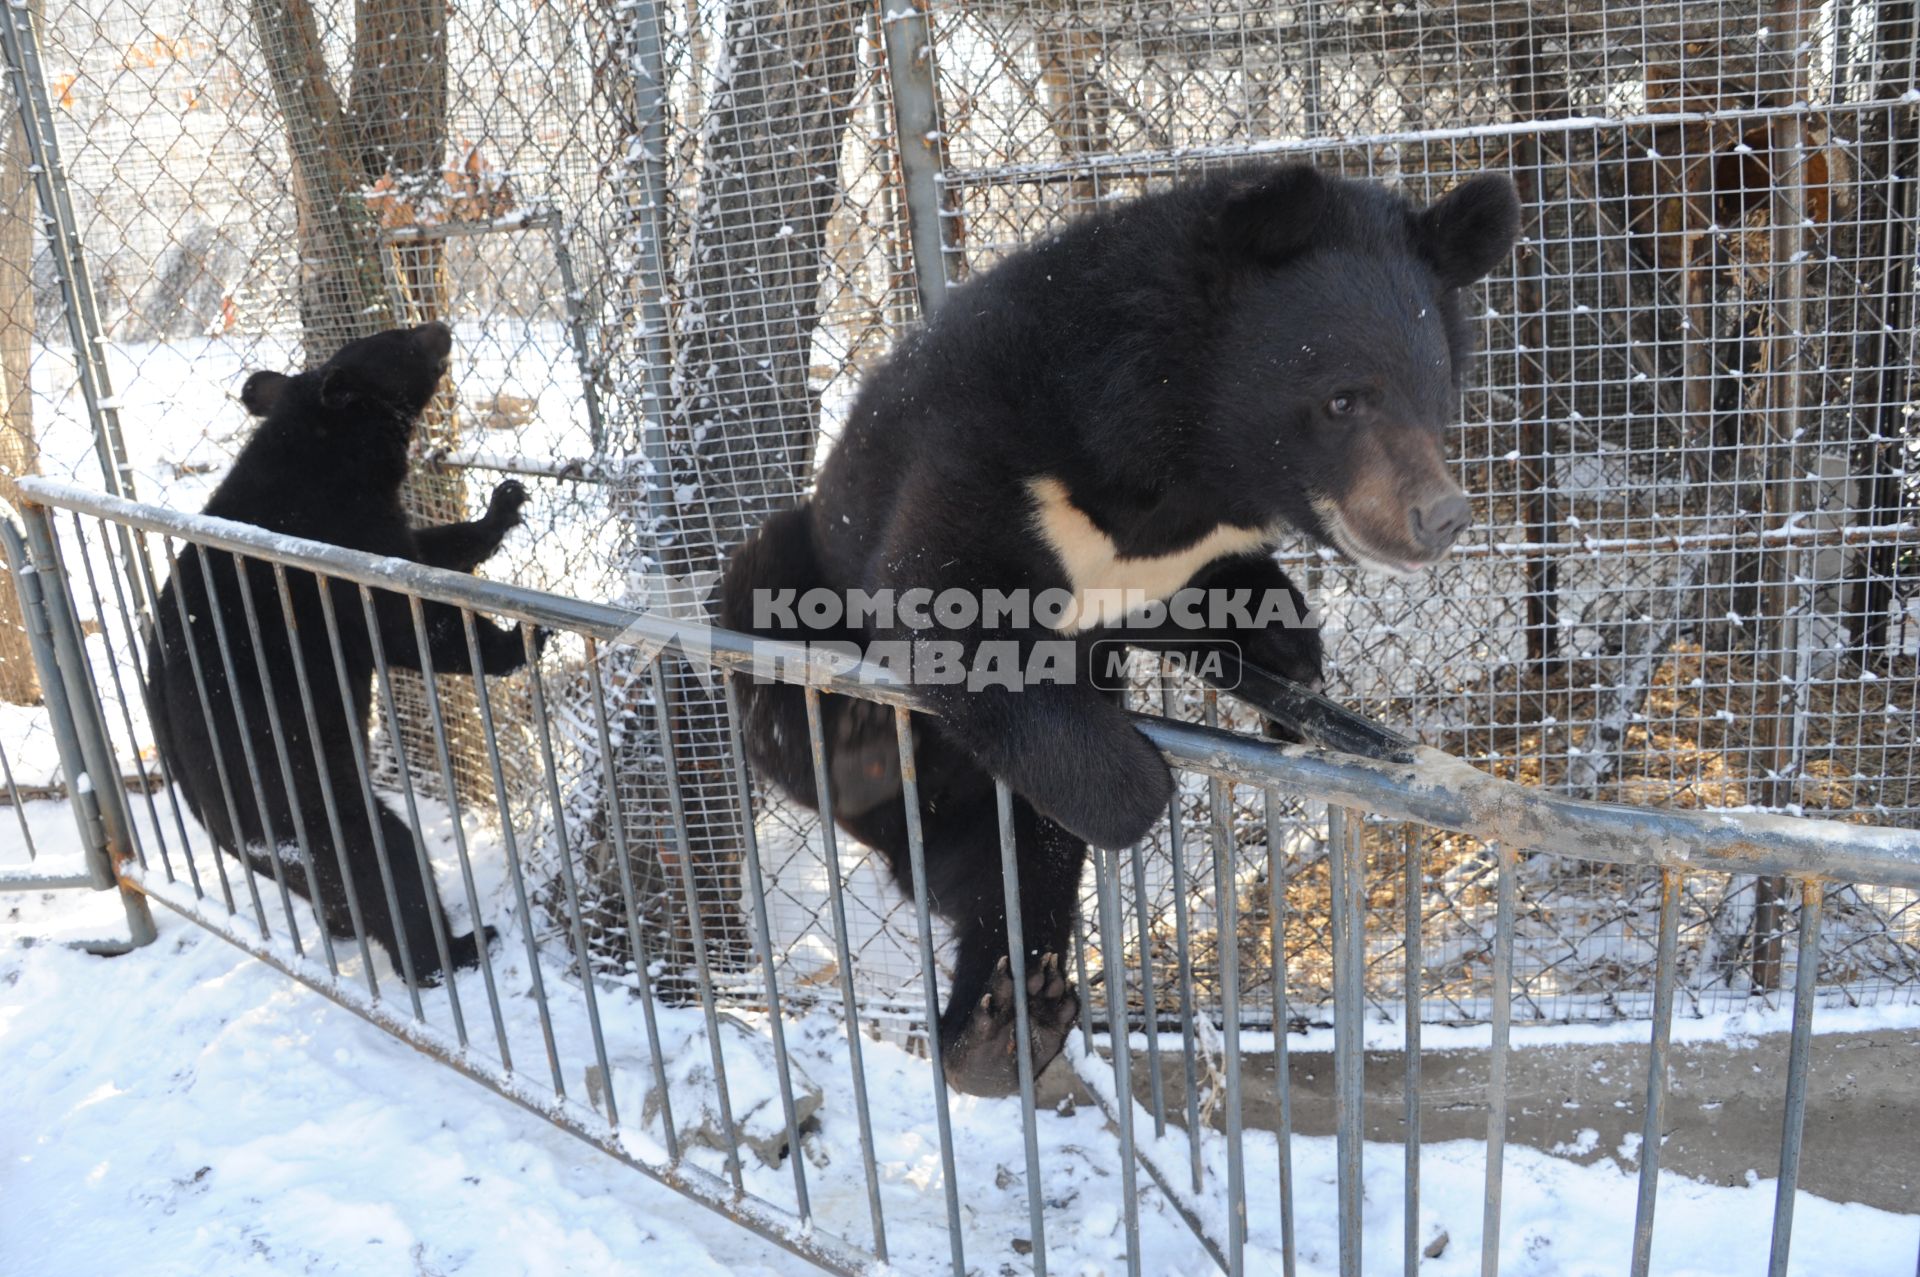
239;321;454;431
1199;166;1520;574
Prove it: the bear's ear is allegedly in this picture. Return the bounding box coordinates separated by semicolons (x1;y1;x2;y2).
1213;165;1328;265
239;370;288;417
1414;173;1522;288
316;366;355;410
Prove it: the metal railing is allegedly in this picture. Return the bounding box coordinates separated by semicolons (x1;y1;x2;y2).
0;505;154;948
11;474;1920;1275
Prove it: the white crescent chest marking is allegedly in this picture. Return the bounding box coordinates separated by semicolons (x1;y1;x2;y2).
1027;477;1272;633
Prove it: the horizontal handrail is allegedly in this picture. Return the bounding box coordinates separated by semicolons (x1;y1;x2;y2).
23;475;1920;892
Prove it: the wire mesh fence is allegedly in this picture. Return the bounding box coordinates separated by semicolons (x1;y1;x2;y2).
2;0;1917;1025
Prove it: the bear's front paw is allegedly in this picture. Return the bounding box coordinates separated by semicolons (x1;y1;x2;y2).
942;953;1080;1097
487;479;530;527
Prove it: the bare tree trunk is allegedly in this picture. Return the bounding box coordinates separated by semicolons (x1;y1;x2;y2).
249;0;393;358
611;0;865;975
346;0;486;803
251;0;486;802
0;60;38;704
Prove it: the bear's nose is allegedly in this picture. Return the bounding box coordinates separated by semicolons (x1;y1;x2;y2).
414;322;453;361
1410;493;1471;554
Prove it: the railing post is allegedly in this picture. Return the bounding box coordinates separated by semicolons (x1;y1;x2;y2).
879;0;954;316
8;507;154;947
1328;805;1366;1277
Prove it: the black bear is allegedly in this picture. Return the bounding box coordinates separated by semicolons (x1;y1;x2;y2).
721;164;1521;1092
145;321;538;986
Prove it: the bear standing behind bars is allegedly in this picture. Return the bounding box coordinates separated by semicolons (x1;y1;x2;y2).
144;322;540;985
722;165;1520;1093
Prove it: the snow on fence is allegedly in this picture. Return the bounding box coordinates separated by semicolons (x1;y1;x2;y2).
11;476;1920;1273
0;0;1914;1025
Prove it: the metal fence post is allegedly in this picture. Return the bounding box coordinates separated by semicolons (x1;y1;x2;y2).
5;508;154;947
879;0;953;316
1327;805;1366;1277
0;2;136;507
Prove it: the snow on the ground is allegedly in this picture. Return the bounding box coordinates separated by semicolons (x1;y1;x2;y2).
7;792;1920;1276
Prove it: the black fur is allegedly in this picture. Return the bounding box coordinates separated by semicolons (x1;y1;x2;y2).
145;322;539;985
722;165;1520;1092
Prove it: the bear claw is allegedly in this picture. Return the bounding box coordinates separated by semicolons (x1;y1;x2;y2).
942;952;1079;1097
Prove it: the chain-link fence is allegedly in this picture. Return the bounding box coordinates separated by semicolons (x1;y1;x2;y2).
5;0;1917;1028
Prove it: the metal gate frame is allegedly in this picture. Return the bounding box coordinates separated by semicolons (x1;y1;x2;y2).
15;475;1920;1276
0;508;154;947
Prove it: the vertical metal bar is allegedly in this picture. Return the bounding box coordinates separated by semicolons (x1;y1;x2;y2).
1403;827;1423;1277
123;526;205;886
878;0;953;315
314;580;425;1015
1482;842;1515;1277
1162;670;1204;1194
994;780;1049;1274
408;597;507;1061
159;540;252;919
1630;869;1684;1277
1202;695;1245;1272
358;586;465;1042
1767;879;1825;1277
65;514;167;877
593;642;679;1157
272;564;380;992
460;609;565;1094
1129;837;1168;1136
1753;0;1819;992
889;705;961;1274
1072;901;1097;1048
542;215;607;453
1327;806;1365;1277
193;546;303;948
1298;0;1326;136
527;629;617;1119
648;660;747;1183
235;552;335;973
800;686;887;1258
1265;787;1297;1277
1094;845;1144;1277
611;0;677;528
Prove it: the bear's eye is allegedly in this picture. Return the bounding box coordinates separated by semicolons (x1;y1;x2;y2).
1326;394;1356;417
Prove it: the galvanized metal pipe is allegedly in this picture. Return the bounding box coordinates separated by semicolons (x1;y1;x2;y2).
271;563;380;991
1767;879;1825;1277
802;687;888;1260
1093;845;1144;1277
408;596;509;1062
1483;843;1515;1277
877;0;954;315
647;659;745;1187
1328;806;1366;1277
890;706;964;1275
1403;826;1422;1277
993;780;1050;1273
460;609;567;1095
1264;786;1297;1277
1630;869;1684;1277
